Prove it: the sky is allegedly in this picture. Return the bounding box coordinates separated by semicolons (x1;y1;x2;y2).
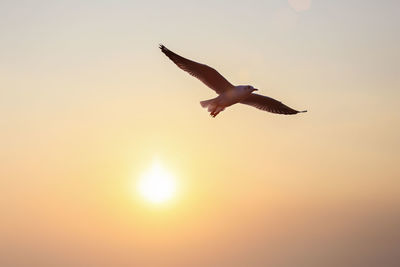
1;0;399;266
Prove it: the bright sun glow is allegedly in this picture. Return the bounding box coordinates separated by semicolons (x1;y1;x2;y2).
138;160;177;204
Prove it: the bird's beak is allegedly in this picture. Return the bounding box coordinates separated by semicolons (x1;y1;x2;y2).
253;88;258;91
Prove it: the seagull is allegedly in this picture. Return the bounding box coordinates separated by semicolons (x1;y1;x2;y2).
160;44;307;117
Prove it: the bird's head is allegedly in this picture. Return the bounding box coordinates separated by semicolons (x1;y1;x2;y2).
239;85;258;93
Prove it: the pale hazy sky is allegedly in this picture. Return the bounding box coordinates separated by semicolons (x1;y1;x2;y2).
1;1;399;266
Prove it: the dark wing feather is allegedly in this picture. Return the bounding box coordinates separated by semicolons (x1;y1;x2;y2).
160;44;234;94
240;93;307;115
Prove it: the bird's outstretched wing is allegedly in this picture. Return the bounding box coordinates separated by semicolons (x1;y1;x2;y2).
160;44;234;94
240;93;307;115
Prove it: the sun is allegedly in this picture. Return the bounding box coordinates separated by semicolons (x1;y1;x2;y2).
137;160;177;204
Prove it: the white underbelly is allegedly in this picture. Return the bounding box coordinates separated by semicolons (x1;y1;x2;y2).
218;90;250;107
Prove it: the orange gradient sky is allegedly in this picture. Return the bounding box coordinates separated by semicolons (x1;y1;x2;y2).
1;1;399;266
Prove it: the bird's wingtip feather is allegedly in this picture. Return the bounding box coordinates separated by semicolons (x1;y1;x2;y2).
299;110;307;113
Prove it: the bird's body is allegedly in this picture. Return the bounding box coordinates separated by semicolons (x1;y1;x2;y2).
160;44;307;117
201;86;257;117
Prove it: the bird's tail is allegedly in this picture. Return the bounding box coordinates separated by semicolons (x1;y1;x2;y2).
200;98;225;117
200;98;216;108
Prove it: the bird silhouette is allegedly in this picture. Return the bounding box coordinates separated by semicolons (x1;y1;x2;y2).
160;44;307;117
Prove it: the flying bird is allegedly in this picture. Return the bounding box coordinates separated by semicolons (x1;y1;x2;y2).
160;44;307;117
